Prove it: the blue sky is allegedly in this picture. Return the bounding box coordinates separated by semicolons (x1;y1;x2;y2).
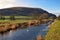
0;0;60;16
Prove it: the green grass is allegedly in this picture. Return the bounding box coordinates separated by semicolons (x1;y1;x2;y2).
45;20;60;40
0;16;33;23
0;20;32;23
5;16;32;18
10;20;32;23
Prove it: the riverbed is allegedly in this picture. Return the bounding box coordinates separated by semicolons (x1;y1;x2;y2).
0;21;51;40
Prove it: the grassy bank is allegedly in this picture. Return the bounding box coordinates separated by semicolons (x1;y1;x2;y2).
45;20;60;40
0;16;51;34
0;16;33;33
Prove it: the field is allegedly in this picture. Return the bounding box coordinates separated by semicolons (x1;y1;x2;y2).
4;16;32;19
45;20;60;40
0;16;33;23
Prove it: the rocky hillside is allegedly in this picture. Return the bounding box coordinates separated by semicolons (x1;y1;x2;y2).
0;7;56;18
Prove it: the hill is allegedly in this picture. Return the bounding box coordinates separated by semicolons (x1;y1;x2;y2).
0;7;56;18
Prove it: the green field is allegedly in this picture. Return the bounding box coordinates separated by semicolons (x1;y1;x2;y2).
0;16;33;23
0;20;32;23
45;20;60;40
4;16;32;18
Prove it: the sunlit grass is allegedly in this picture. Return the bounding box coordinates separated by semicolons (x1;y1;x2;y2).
10;20;32;23
0;16;32;23
0;20;32;23
4;16;32;18
45;20;60;40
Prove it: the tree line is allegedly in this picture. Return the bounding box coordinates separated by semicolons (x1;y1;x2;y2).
31;13;55;20
0;14;15;20
0;13;57;20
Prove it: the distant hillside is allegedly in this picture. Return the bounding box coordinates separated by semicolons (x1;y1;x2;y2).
0;7;56;18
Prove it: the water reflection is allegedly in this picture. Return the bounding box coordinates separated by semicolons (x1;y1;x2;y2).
0;24;50;40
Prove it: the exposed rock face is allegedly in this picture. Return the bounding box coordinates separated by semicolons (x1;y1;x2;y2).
0;7;56;18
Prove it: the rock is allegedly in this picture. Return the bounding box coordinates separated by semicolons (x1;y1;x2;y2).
37;35;44;40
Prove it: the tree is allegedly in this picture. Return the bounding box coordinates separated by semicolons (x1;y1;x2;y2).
57;15;60;20
10;15;15;20
30;13;49;23
0;13;5;20
31;13;41;20
1;16;5;20
40;13;48;19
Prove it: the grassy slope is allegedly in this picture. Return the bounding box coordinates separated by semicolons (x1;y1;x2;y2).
45;20;60;40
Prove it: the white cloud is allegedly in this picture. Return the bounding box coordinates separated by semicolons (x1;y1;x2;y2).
0;0;34;9
0;0;16;9
0;0;42;9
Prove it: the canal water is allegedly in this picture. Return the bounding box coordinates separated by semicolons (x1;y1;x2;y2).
0;21;51;40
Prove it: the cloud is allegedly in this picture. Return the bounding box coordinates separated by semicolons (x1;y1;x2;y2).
0;0;41;9
0;0;36;9
0;0;16;9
